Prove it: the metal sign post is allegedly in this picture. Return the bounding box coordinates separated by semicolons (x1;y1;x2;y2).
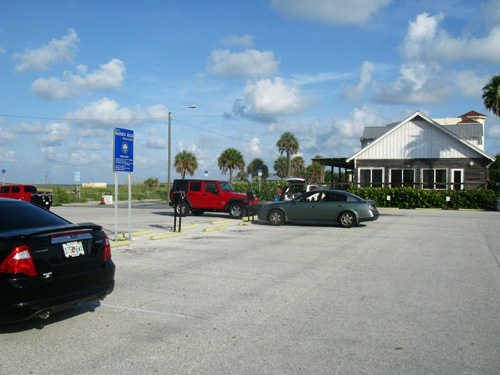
113;127;134;241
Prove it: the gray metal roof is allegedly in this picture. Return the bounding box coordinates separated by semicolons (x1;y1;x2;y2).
361;121;482;141
442;123;483;137
361;122;398;140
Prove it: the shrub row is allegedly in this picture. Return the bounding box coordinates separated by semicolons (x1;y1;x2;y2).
347;187;498;210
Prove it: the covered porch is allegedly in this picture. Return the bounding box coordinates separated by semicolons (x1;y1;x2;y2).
312;157;355;190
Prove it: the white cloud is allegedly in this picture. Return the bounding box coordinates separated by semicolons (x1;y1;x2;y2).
41;146;63;163
271;0;391;26
401;11;500;64
332;106;384;139
372;62;452;104
344;61;375;102
146;127;167;149
481;0;500;32
13;122;44;134
31;59;126;100
454;70;489;98
0;126;16;144
0;147;15;162
401;12;444;60
218;34;254;48
242;137;262;158
66;98;167;128
70;139;102;151
244;77;306;116
0;47;5;54
290;71;352;85
208;49;279;78
38;122;71;146
14;29;79;72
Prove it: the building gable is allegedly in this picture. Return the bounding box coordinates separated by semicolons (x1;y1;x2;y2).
348;111;494;162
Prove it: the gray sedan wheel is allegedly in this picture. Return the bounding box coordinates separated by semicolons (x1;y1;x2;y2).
339;211;355;228
268;209;285;225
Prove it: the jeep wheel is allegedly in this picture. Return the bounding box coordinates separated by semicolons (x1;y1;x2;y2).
228;202;245;219
175;202;189;217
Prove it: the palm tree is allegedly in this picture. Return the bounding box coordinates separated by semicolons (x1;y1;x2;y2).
273;156;288;179
482;75;500;117
218;148;245;183
144;177;159;190
291;156;305;177
247;158;269;180
276;132;299;177
174;150;198;179
306;161;322;184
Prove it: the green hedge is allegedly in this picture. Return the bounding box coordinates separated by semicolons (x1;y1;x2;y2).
347;187;497;210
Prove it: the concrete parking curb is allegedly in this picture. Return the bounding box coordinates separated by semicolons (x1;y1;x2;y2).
150;232;186;240
210;219;232;224
117;230;153;238
203;225;227;232
169;224;199;230
110;240;130;247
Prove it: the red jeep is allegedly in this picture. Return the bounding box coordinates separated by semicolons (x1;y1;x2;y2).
169;179;258;219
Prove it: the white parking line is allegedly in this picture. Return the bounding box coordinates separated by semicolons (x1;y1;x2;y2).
101;303;195;319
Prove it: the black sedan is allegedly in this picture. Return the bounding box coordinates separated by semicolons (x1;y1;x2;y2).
257;189;379;227
0;198;115;323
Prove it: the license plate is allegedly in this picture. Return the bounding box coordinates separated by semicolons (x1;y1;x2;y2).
63;241;85;258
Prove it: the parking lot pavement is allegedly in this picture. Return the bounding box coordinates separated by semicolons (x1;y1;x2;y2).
2;203;500;374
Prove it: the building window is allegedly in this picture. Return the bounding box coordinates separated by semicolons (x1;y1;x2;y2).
451;169;464;190
390;169;415;188
422;169;447;189
359;168;383;187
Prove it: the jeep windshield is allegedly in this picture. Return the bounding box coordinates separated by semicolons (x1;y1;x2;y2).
219;182;234;192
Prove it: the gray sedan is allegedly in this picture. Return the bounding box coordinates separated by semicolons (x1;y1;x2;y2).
257;190;379;228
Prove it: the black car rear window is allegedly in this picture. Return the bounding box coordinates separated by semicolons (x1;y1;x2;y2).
0;201;70;233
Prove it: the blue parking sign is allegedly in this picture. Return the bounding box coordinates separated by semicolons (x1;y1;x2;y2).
113;127;134;172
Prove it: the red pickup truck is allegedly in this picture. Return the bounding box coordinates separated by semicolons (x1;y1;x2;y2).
0;184;52;210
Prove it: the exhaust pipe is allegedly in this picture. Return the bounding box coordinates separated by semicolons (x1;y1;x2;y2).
38;311;50;320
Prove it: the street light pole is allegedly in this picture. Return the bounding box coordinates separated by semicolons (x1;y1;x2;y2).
167;105;196;203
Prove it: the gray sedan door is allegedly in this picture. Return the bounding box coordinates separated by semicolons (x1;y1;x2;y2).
313;192;347;222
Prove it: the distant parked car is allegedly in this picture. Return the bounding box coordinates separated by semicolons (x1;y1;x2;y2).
0;198;115;323
280;178;318;201
257;189;379;228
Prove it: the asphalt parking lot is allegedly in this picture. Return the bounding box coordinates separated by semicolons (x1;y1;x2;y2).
1;201;500;374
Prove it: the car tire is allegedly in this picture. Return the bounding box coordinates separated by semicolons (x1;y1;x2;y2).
268;209;285;225
191;210;204;216
229;202;245;219
175;202;189;217
339;211;355;228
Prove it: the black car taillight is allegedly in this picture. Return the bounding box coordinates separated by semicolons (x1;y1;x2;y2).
0;245;38;276
104;234;112;262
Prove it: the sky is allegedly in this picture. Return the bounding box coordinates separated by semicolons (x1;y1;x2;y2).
1;0;500;185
